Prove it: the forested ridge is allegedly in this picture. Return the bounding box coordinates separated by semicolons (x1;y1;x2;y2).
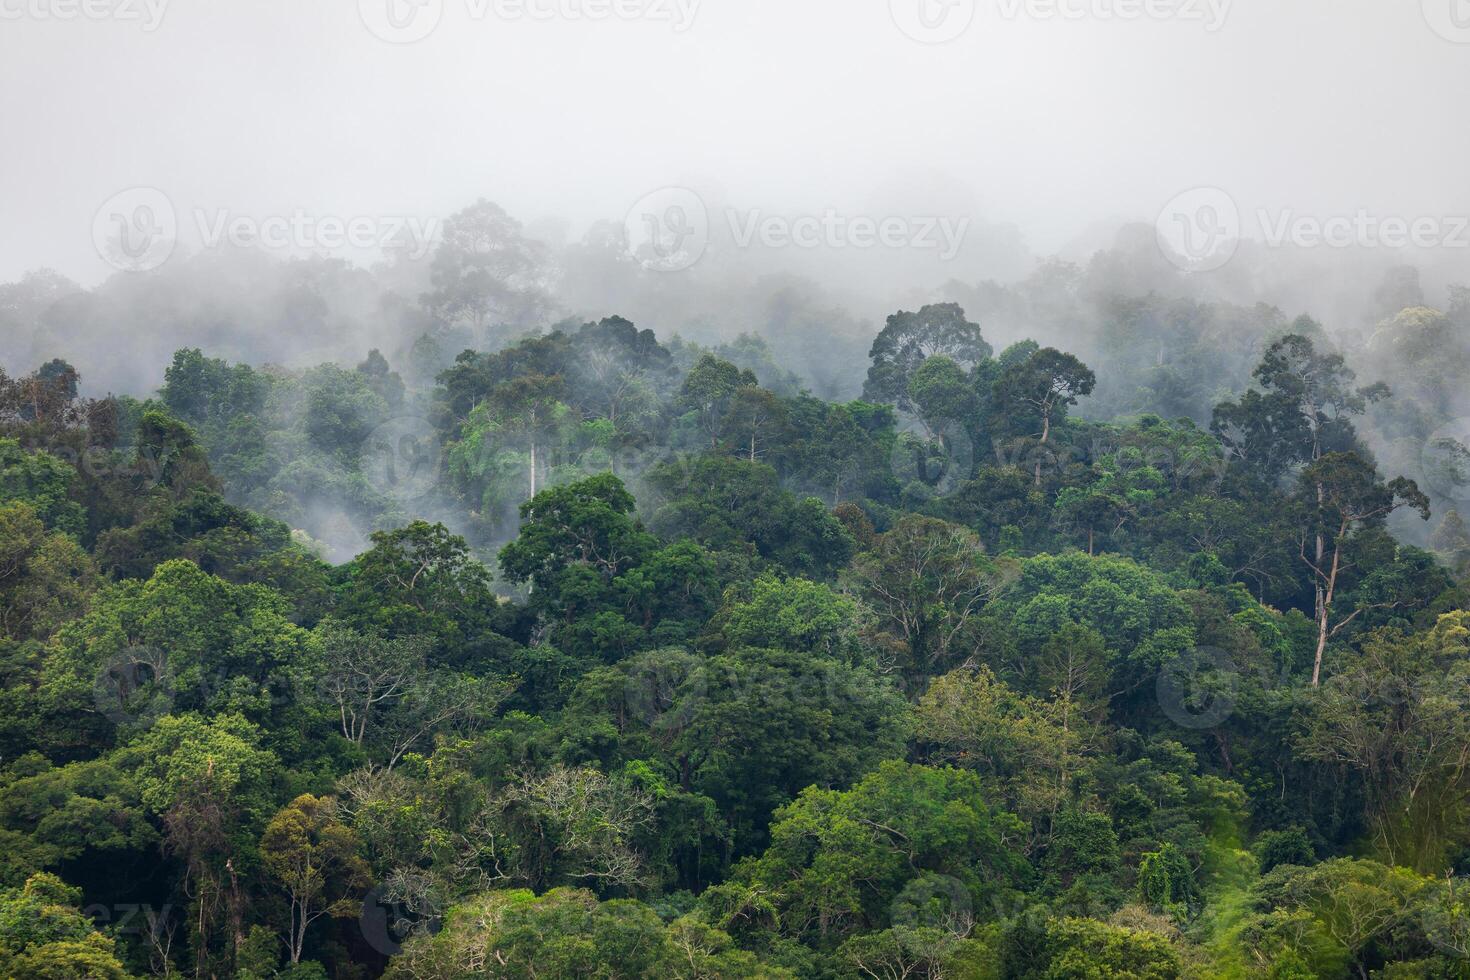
7;240;1470;978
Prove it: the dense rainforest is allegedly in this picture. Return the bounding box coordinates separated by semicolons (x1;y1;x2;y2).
7;208;1470;979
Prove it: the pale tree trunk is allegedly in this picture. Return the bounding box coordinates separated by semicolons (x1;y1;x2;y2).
1034;411;1051;487
291;894;305;963
1323;476;1334;675
1311;525;1344;687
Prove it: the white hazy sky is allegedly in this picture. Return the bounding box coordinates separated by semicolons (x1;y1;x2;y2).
2;0;1468;284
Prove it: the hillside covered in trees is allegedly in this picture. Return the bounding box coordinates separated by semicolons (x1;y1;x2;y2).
5;245;1470;980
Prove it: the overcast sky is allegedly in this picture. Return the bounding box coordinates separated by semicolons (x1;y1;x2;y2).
3;0;1468;285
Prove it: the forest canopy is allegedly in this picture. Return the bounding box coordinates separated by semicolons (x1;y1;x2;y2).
4;206;1470;979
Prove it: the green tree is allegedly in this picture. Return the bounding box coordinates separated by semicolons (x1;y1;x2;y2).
863;304;992;414
675;355;759;450
978;551;1194;702
1296;452;1430;685
991;348;1096;487
648;456;854;579
0;439;85;534
339;521;497;645
1211;331;1382;486
0;501;96;642
845;516;1015;676
578;644;908;853
126;713;281;977
704;761;1026;947
386;887;787;979
0;872;135;979
498;473;655;594
1136;844;1201;921
1017;916;1181;979
1297;613;1470;871
1248;858;1429;974
260;794;370;964
914;666;1088;844
710;574;870;660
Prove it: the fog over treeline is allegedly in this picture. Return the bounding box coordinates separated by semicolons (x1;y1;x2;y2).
7;196;1470;560
8;200;1470;401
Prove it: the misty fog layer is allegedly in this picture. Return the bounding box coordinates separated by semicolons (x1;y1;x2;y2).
5;0;1470;562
